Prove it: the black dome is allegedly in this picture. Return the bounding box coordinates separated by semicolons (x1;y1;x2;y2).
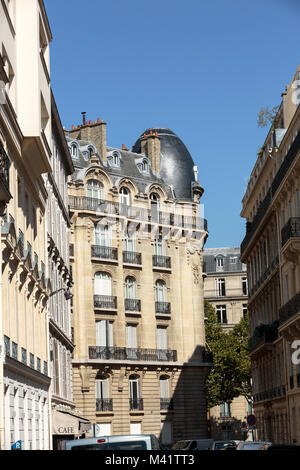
132;128;195;200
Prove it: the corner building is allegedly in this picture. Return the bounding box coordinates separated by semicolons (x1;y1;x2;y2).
67;120;211;445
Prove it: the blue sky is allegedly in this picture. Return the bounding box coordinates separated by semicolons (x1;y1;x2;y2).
45;0;300;248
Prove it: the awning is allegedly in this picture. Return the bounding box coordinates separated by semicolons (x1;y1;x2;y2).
52;409;91;436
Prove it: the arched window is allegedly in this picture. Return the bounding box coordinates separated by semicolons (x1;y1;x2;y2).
125;276;136;300
155;280;167;303
119;187;130;206
112;151;121;167
94;272;112;296
87;179;104;201
142;159;149;173
71;144;78;158
88;147;94;158
150;193;160;221
95;223;112;247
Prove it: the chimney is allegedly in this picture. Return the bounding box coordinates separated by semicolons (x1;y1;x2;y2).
141;132;161;173
68;115;108;163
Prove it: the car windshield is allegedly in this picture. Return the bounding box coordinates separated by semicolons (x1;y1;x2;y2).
172;441;190;449
215;442;232;449
71;441;147;450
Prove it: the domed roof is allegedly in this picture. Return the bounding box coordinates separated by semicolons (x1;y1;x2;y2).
132;128;196;200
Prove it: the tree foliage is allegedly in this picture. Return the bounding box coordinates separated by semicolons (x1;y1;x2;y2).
204;301;252;408
257;105;279;128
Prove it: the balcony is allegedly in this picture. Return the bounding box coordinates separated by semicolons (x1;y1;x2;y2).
0;140;11;207
123;251;142;265
279;291;300;326
96;398;113;412
125;299;141;312
249;321;279;355
91;245;118;261
160;398;174;411
281;217;300;248
153;255;171;270
155;302;171;315
89;346;177;362
94;295;117;310
69;196;208;233
129;398;144;411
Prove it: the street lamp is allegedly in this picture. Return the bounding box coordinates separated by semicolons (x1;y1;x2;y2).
49;287;73;301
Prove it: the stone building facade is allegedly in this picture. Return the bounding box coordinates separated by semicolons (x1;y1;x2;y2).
241;65;300;444
67;120;212;445
203;247;251;440
0;0;53;450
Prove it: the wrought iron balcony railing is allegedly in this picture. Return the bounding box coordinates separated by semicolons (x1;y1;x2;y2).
125;299;141;312
160;398;174;410
153;255;171;269
89;346;177;362
123;251;142;265
279;290;300;325
155;302;171;314
96;398;113;412
281;217;300;247
129;398;144;411
94;295;117;310
91;245;118;260
69;196;208;232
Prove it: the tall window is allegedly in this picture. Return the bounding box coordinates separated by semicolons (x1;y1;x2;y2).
150;193;160;221
129;374;141;409
95;223;112;246
216;256;224;269
157;326;168;360
125;277;137;300
160;376;170;399
94;272;112;296
216;305;227;324
96;375;110;400
119;187;130;206
155;237;165;256
217;278;226;297
155;280;167;303
243;304;248;318
96;320;113;347
220;402;231;418
242;277;248;295
87;180;104;200
125;230;136;252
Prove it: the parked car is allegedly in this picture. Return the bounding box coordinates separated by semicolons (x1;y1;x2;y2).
172;439;214;450
261;443;300;451
211;440;237;450
236;441;272;450
62;434;161;450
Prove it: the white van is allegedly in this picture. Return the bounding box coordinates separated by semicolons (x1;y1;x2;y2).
62;434;161;451
172;439;214;451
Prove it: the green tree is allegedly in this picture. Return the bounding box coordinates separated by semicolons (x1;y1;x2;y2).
204;301;252;408
257;105;279;128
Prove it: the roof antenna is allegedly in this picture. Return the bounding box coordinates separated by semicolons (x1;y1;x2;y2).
81;112;86;126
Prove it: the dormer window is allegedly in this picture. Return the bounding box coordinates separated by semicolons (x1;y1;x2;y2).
216;255;224;269
88;147;94;158
71;144;78;158
110;151;121;168
141;159;149;173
